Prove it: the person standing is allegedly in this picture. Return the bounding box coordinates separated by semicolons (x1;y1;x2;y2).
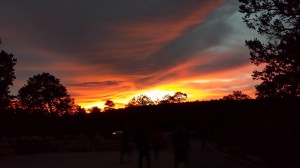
200;124;209;151
119;124;132;164
172;124;190;168
152;128;162;160
136;128;151;168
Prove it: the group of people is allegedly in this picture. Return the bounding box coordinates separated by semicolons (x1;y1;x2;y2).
119;124;190;168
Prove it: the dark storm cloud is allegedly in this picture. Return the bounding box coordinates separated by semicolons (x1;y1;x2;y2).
0;0;259;105
0;0;228;85
0;0;214;62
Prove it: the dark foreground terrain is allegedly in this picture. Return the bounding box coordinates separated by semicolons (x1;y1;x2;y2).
0;139;254;168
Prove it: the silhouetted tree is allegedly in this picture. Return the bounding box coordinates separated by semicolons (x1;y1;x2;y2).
8;95;21;109
0;40;17;110
160;94;174;104
221;91;251;101
239;0;300;98
18;72;74;116
90;106;101;114
74;105;86;114
126;95;154;107
126;97;138;107
173;92;188;103
104;100;115;111
61;97;77;114
136;95;154;106
153;98;161;105
160;92;187;104
72;105;87;117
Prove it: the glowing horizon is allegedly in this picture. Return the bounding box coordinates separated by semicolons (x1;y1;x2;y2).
72;63;258;109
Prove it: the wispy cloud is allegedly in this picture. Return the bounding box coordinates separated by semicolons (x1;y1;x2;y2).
68;81;121;87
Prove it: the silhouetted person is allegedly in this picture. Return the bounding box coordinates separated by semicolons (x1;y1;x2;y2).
136;128;151;168
172;124;190;168
200;125;209;151
120;124;132;164
152;128;162;160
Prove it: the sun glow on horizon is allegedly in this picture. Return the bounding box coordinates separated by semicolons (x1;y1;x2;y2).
142;90;175;101
75;76;257;110
76;83;216;109
79;99;129;110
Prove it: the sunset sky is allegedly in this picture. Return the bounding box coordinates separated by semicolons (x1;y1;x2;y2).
0;0;261;109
